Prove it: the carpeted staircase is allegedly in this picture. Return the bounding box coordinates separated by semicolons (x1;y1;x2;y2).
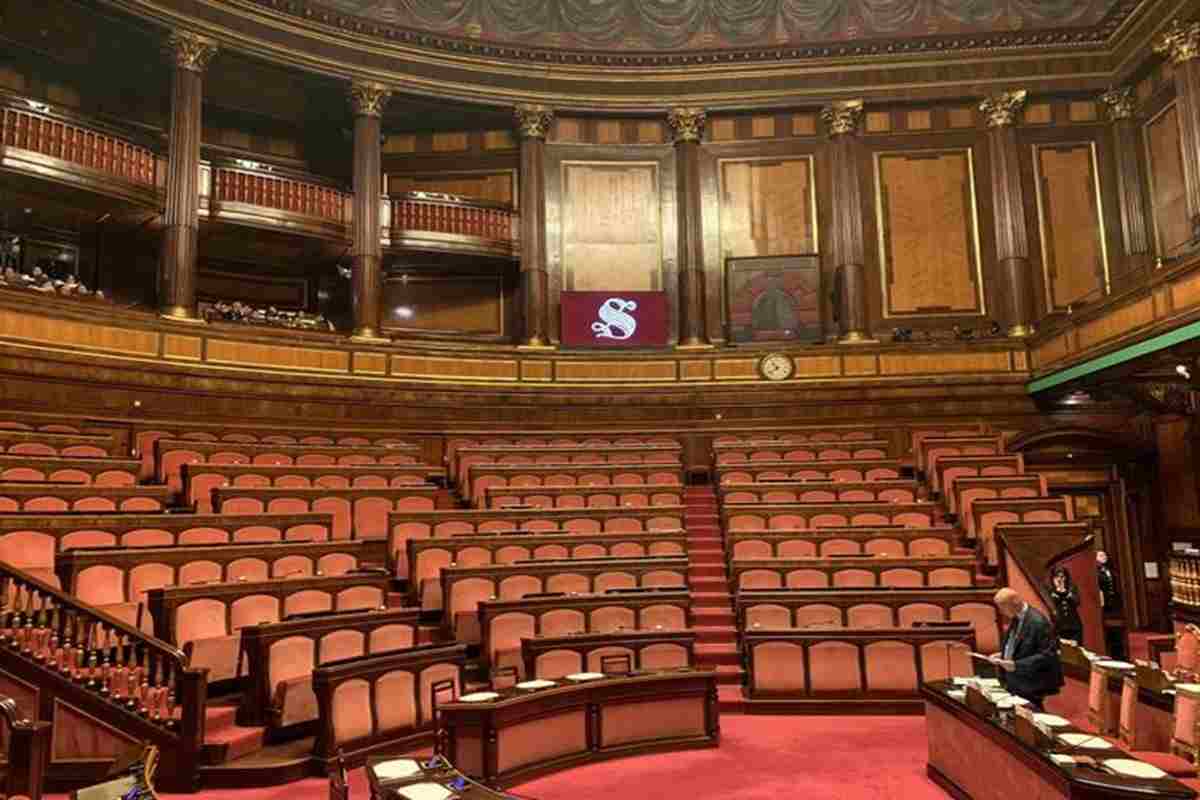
685;485;745;713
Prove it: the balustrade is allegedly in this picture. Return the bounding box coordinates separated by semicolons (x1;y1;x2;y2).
1171;552;1200;607
1;102;158;187
390;191;518;245
209;163;350;225
0;562;204;757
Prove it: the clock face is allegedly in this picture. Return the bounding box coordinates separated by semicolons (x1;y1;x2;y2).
759;353;794;381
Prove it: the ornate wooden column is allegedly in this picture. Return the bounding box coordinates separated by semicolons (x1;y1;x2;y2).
514;104;553;348
668;107;710;348
821;100;871;343
1100;87;1153;271
1155;20;1200;244
159;31;217;321
979;89;1034;337
348;81;390;341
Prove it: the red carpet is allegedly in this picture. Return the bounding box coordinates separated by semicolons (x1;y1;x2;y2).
51;715;946;800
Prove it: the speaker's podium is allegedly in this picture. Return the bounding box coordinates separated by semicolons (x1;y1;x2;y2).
69;744;158;800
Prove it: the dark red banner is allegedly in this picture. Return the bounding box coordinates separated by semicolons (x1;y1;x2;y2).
560;291;670;347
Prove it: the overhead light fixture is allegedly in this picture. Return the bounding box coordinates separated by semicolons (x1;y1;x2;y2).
1178;364;1192;380
25;100;49;113
1060;390;1091;406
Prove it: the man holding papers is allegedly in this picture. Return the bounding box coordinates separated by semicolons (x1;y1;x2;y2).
978;588;1065;711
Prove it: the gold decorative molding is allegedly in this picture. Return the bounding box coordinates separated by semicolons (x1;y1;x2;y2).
165;30;218;73
820;100;864;137
666;107;707;144
979;90;1028;128
1154;19;1200;64
349;81;391;117
514;104;555;140
1099;86;1136;121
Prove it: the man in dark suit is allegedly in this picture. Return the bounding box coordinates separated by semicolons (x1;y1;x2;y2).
987;588;1064;711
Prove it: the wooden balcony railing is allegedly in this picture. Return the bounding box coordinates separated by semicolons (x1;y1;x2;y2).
388;191;518;257
209;162;351;226
0;100;160;190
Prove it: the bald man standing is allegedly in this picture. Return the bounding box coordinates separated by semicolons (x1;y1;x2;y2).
987;588;1064;711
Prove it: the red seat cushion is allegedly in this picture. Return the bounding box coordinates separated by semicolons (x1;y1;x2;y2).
1130;751;1198;778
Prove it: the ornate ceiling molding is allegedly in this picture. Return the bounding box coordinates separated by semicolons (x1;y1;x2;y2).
226;0;1143;68
87;0;1186;109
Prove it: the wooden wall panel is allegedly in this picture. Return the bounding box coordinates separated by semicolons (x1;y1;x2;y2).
387;172;515;206
1156;419;1200;530
876;150;982;316
52;700;138;760
561;163;661;291
718;158;814;259
1146;104;1191;257
198;269;308;307
383;275;505;336
1035;143;1107;311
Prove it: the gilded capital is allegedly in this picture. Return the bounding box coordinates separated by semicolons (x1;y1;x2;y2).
666;107;707;143
1155;19;1200;64
1099;87;1136;121
821;100;864;137
165;31;218;73
349;81;391;117
513;104;554;139
978;89;1028;128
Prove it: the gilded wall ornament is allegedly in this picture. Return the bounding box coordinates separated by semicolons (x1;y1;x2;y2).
666;107;707;143
514;104;555;139
978;90;1028;128
349;81;391;117
165;31;218;73
1099;87;1136;121
820;100;864;136
1154;19;1200;64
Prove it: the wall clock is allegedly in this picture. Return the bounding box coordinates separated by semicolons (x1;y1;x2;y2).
758;352;794;381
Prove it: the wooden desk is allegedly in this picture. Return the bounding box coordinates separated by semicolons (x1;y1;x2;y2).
440;669;718;787
923;681;1197;800
365;755;507;800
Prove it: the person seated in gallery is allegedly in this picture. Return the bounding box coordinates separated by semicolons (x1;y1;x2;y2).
983;588;1064;711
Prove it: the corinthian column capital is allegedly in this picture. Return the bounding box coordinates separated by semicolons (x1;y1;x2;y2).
514;104;555;140
349;81;391;118
979;90;1028;128
165;30;218;73
1100;87;1137;121
666;107;707;144
1155;19;1200;64
821;100;864;137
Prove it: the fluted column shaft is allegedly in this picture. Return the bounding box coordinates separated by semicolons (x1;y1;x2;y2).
668;108;708;348
349;82;389;340
980;90;1034;337
514;105;552;347
822;101;869;342
1101;88;1153;270
159;32;216;320
1156;21;1200;242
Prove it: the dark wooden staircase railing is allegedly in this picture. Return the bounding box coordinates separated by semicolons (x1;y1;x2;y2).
0;562;206;793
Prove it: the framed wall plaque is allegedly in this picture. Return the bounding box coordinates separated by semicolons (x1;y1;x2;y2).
725;255;822;343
